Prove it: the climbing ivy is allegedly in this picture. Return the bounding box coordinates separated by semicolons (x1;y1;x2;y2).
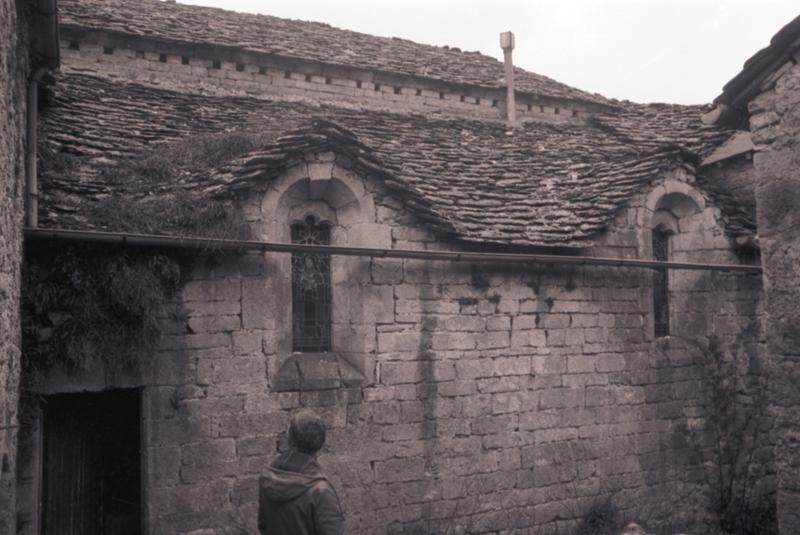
22;243;184;372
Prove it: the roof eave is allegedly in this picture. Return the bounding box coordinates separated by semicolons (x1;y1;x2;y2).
713;14;800;119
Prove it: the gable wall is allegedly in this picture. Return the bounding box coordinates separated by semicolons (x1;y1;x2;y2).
56;28;604;124
749;59;800;534
16;157;764;534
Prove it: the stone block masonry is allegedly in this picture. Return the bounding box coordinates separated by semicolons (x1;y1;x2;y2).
17;160;765;535
0;0;28;531
56;28;602;124
750;60;800;534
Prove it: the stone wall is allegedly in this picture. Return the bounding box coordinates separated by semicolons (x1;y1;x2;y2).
0;0;27;531
57;29;601;124
17;155;764;534
749;60;800;534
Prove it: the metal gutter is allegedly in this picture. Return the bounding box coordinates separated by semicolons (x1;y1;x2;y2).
24;228;762;273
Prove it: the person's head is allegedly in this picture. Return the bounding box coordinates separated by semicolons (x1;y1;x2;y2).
288;410;326;455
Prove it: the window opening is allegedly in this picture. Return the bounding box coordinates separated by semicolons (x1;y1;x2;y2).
652;228;670;337
291;216;332;352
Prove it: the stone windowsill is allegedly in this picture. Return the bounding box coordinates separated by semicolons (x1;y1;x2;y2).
273;352;364;392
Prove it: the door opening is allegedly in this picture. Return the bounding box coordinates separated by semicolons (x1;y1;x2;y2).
41;389;142;535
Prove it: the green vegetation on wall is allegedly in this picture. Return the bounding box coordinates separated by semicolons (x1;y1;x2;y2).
22;243;183;372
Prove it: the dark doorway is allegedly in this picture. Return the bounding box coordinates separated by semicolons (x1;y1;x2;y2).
41;389;142;535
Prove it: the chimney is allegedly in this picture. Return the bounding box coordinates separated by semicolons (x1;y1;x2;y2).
500;31;516;125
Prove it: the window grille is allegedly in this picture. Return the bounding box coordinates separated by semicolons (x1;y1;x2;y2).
652;228;670;337
291;216;332;352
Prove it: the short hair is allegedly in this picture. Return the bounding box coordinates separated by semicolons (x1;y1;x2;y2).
288;410;326;454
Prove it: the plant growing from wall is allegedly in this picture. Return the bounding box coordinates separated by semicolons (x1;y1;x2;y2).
22;243;184;373
39;132;263;239
698;334;776;535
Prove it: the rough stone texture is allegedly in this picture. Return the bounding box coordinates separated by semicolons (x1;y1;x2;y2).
0;0;27;531
57;0;615;109
749;61;800;534
38;73;740;248
17;157;765;534
697;156;758;246
13;4;773;533
57;34;590;124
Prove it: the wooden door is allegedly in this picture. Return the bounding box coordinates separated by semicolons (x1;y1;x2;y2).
41;389;142;535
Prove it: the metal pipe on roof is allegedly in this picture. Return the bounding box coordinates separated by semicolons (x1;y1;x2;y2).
24;227;762;273
500;31;516;125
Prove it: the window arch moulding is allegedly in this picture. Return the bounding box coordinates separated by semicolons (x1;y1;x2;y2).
644;177;705;340
241;153;392;392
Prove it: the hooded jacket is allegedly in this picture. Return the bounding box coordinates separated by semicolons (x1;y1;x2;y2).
258;450;344;535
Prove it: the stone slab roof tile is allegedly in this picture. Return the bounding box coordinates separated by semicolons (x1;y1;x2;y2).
38;74;747;248
716;13;800;111
59;0;614;107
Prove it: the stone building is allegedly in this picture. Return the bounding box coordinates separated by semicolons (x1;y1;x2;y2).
7;0;795;534
709;14;800;534
0;0;57;530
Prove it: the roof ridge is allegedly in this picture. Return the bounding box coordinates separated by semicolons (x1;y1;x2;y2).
58;0;616;107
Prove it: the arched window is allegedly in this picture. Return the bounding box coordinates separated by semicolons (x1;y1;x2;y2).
652;227;670;337
291;215;332;352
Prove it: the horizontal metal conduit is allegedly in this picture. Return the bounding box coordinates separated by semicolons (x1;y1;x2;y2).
24;227;762;273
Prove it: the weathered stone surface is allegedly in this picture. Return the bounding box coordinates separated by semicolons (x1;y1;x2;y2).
10;3;776;534
38;71;740;248
0;1;26;531
751;61;800;535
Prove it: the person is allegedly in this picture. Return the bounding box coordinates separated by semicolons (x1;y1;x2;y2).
258;410;344;535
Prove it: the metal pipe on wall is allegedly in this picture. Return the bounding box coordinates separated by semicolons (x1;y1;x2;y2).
26;67;51;228
24;227;762;273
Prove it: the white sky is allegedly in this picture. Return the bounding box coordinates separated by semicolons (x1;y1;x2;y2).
181;0;798;105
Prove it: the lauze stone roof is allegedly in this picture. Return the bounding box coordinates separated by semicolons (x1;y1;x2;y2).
39;74;744;248
59;0;613;107
716;13;800;111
